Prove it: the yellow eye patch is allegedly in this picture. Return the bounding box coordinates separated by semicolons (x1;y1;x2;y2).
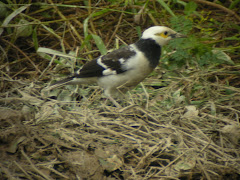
156;32;169;38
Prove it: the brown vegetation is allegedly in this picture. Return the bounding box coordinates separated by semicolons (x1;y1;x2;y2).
0;0;240;179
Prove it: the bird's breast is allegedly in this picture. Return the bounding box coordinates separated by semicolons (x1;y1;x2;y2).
98;55;153;94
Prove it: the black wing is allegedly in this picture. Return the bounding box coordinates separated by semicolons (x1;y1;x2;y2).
75;46;136;78
76;59;104;77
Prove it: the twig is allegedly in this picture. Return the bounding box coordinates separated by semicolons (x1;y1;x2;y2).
21;148;53;180
141;82;149;109
38;55;56;80
88;0;97;35
106;12;124;47
43;167;70;179
47;0;93;59
197;158;212;180
115;35;128;46
86;122;139;142
155;150;189;176
1;38;41;74
14;161;33;180
201;112;238;125
136;106;160;123
0;165;13;179
136;140;166;169
119;104;137;112
190;0;240;21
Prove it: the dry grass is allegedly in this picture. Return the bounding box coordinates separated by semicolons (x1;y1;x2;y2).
0;1;240;179
1;72;240;179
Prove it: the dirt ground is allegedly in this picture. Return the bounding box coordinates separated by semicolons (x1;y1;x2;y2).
0;1;240;179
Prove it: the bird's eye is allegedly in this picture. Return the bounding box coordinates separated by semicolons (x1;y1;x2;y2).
164;31;168;35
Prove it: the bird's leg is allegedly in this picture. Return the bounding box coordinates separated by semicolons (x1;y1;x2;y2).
104;89;123;108
107;95;122;108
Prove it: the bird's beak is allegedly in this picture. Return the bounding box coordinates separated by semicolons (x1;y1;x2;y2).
170;33;187;38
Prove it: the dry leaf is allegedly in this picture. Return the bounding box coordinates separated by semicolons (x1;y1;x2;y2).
221;125;240;145
183;105;199;118
7;136;26;153
134;4;147;25
99;155;123;172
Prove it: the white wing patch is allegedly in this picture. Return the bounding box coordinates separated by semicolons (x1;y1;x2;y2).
102;69;117;76
118;58;125;64
97;57;108;69
97;56;119;76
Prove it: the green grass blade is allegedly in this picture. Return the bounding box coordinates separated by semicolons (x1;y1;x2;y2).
0;4;30;35
32;26;38;50
91;34;107;55
156;0;176;17
229;0;240;9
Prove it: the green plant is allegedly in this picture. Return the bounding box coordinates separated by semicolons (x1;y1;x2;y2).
161;15;234;72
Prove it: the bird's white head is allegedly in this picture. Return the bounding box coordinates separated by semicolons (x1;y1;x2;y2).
141;26;186;46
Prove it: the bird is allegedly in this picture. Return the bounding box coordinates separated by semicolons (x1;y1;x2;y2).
46;26;186;108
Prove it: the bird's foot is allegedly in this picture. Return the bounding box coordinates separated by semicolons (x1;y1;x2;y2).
107;96;123;108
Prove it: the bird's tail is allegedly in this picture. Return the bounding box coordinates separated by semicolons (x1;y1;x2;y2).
44;76;75;91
